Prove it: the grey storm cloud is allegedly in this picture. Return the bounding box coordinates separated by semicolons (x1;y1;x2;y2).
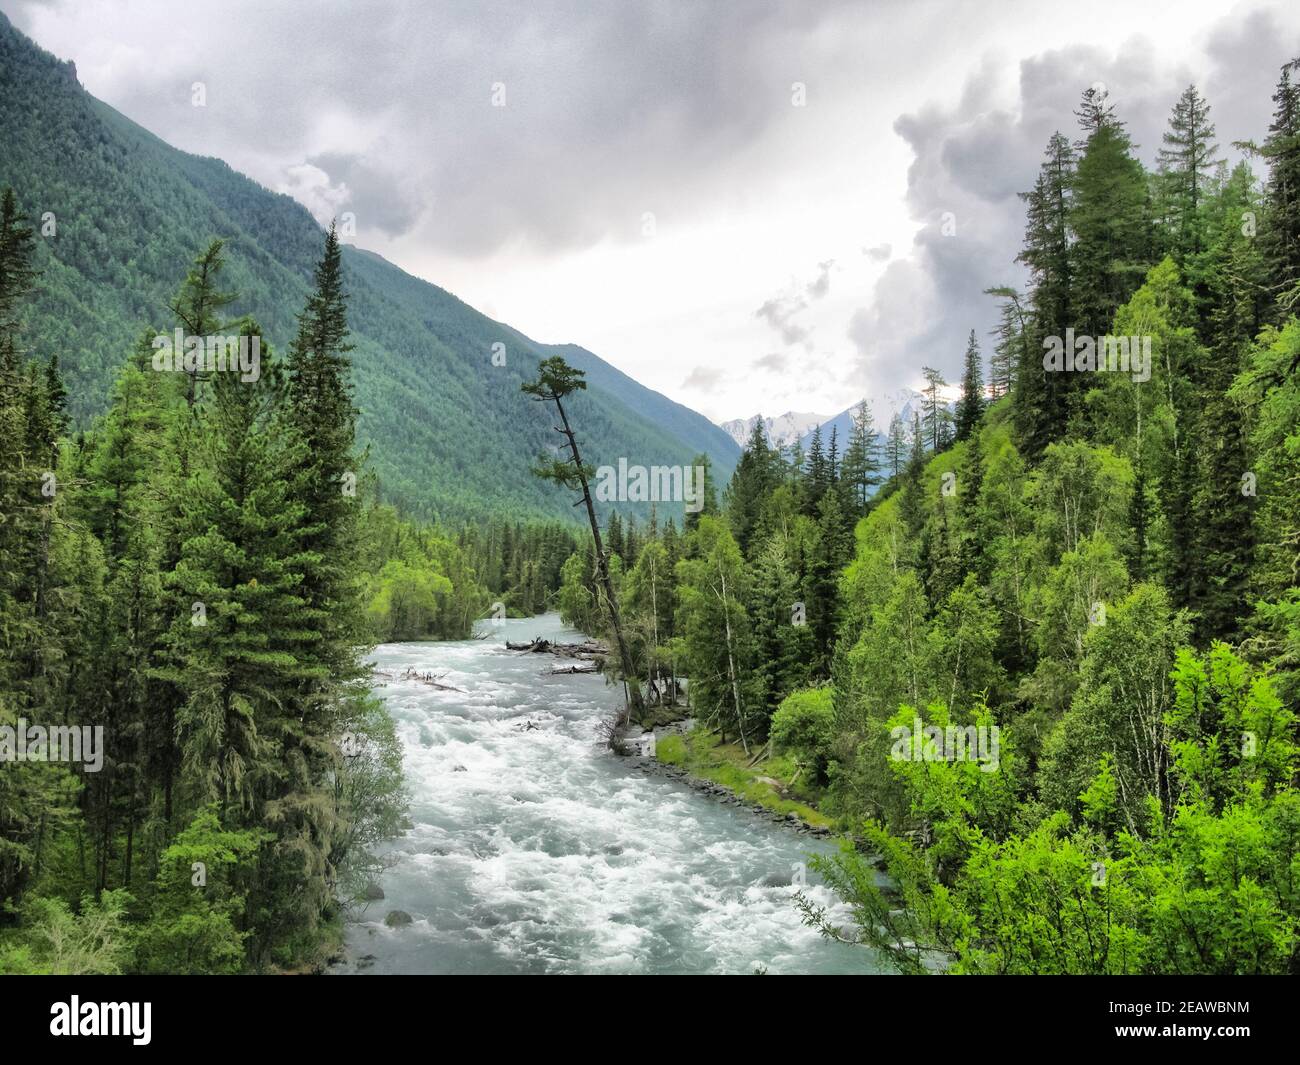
754;352;790;374
307;153;421;239
0;0;866;254
806;259;835;299
53;0;865;256
759;293;806;348
755;259;836;350
755;293;812;349
847;12;1300;397
681;365;725;393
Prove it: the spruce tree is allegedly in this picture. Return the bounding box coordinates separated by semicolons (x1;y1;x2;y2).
803;425;827;514
840;400;881;514
725;420;779;555
955;329;986;440
1069;88;1153;339
1257;61;1300;312
884;412;907;480
1156;85;1221;263
920;366;953;453
1015;133;1075;456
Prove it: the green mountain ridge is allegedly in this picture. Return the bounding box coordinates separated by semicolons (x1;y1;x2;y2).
0;11;738;523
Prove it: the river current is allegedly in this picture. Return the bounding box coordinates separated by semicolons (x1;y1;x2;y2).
339;613;880;974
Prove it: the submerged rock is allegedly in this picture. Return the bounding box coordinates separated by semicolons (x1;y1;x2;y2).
384;910;413;928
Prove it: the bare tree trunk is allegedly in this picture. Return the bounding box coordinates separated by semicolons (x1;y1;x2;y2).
718;561;750;755
552;395;645;729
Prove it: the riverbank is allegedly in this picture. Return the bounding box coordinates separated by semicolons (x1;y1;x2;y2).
630;720;834;836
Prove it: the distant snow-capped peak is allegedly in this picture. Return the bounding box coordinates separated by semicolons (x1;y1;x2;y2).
719;411;828;449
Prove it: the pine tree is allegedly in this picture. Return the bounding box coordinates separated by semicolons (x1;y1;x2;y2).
157;322;310;815
607;511;625;564
263;223;370;960
1070;88;1153;339
985;287;1027;400
955;329;986;440
807;490;851;676
524;356;644;725
674;517;762;751
285;222;365;689
1257;61;1300;312
167;240;236;408
1015;133;1075;456
725;420;780;555
884;412;907;480
684;453;720;531
839;400;882;514
920;366;953;453
803;425;828;514
898;411;928;541
1156;85;1221;263
749;533;813;720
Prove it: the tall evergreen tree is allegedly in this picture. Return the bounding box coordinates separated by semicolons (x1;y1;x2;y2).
1069;88;1153;339
955;330;986;441
1015;133;1075;456
1256;61;1300;312
725;420;780;555
840;400;882;514
803;425;828;514
884;412;908;480
524;356;644;725
920;366;953;453
1156;85;1221;263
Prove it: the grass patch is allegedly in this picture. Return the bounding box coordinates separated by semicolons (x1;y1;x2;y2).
653;726;833;829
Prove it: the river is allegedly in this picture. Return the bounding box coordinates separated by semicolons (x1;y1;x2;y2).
338;613;881;974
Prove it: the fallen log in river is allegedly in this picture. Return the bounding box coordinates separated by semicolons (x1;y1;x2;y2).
373;667;467;693
505;638;608;659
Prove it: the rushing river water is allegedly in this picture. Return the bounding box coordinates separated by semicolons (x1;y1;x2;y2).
339;613;880;974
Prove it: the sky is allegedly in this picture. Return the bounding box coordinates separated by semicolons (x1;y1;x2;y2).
4;0;1299;424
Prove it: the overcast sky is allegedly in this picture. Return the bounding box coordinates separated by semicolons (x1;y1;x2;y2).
5;0;1299;423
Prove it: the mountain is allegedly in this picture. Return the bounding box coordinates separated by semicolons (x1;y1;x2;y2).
796;388;923;455
0;13;738;524
719;411;827;450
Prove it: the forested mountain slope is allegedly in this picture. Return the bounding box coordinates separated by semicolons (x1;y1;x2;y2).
0;12;737;522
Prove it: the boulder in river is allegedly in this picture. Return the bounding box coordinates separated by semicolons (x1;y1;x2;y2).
362;883;385;901
384;910;413;928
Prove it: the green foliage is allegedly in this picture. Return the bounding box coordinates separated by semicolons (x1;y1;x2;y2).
770;687;835;784
792;68;1300;976
0;890;134;975
135;807;267;975
0;189;410;972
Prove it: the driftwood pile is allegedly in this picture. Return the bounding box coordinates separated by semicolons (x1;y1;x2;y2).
373;667;467;693
506;638;607;659
506;637;609;676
